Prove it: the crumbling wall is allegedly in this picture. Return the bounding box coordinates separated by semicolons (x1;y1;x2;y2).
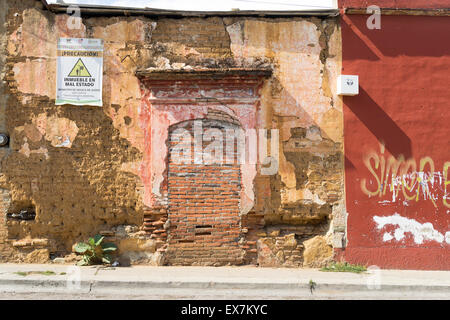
224;17;344;266
1;0;146;262
0;0;13;261
0;0;344;267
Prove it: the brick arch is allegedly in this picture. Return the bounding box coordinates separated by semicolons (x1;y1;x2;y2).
166;119;244;265
205;107;242;126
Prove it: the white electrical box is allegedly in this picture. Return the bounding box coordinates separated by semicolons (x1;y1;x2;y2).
337;75;359;96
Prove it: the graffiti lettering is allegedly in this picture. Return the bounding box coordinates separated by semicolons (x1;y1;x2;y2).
361;144;450;208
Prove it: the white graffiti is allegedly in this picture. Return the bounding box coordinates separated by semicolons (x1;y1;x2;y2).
373;213;450;245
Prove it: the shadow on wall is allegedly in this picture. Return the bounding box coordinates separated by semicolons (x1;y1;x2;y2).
342;15;450;61
342;14;450;160
3;105;143;256
345;156;356;171
263;76;343;230
346;86;412;159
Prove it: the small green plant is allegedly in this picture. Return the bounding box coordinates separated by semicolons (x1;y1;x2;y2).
14;270;56;276
74;234;117;266
320;261;367;273
40;270;56;276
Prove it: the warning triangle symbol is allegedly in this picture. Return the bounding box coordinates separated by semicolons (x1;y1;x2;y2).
68;58;92;77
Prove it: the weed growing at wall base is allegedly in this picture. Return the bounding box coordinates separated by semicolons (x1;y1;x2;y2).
74;234;117;266
320;262;367;273
14;270;57;276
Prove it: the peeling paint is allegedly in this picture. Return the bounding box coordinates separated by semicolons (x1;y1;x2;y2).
15;113;78;161
374;213;449;245
43;115;79;148
18;140;49;159
226;18;343;224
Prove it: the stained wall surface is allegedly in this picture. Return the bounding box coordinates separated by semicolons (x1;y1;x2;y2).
0;0;343;266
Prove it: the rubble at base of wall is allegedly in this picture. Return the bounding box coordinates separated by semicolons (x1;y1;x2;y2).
98;225;164;266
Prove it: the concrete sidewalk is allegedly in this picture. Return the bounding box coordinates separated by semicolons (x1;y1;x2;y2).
0;264;449;299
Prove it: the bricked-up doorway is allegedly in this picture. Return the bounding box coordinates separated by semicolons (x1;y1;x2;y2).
166;119;243;265
136;68;272;266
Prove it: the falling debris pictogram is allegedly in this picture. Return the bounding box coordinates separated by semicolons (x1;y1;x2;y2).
56;38;103;106
68;58;92;77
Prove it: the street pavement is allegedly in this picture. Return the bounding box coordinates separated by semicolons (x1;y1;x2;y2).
0;264;448;299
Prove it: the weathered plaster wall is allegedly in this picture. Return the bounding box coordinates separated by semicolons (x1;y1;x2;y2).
2;0;146;263
0;0;343;267
223;18;345;266
0;0;12;261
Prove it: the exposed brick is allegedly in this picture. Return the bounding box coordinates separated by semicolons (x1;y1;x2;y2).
165;119;244;266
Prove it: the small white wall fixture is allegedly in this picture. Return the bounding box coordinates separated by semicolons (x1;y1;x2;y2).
337;75;359;96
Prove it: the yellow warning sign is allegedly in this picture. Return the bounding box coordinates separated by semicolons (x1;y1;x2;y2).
68;58;91;77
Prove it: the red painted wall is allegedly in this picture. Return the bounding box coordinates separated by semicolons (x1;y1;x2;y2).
339;0;450;9
341;13;450;269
